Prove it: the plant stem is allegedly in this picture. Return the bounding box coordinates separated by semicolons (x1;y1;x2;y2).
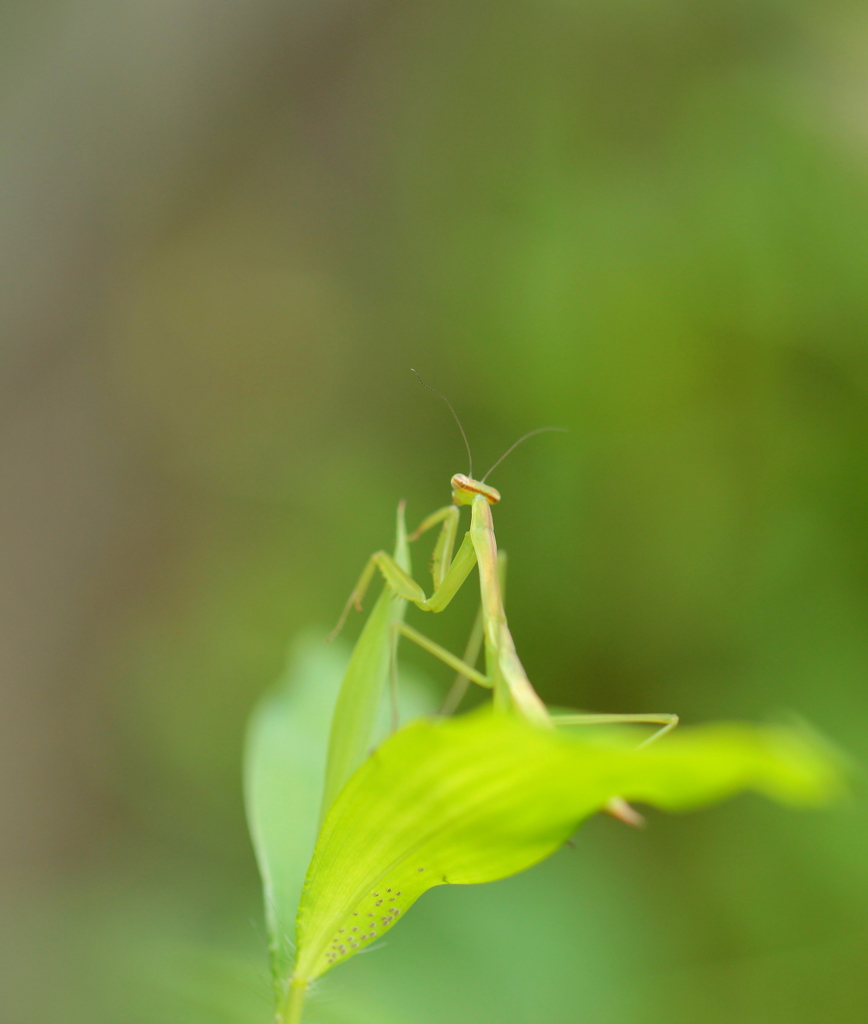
279;979;307;1024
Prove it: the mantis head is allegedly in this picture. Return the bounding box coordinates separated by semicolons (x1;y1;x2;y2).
451;474;501;506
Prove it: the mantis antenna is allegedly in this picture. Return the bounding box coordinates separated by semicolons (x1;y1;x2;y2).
411;368;474;478
481;426;567;483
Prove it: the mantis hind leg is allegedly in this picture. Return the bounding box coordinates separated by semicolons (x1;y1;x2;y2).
392;622;490;689
439;605;485;715
553;712;680;828
383;620;490;734
552;712;679;748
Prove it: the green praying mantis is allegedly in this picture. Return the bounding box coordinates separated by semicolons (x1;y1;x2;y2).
322;372;677;825
248;372;842;1024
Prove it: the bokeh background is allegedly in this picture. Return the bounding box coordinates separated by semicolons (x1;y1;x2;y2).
2;0;867;1021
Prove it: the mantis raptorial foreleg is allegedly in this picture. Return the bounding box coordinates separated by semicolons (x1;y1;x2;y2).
326;550;423;642
326;522;476;643
409;504;461;588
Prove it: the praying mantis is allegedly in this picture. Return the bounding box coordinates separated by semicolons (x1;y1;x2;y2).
322;373;677;824
249;375;842;1024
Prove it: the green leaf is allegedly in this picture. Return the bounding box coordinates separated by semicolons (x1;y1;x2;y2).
320;503;411;819
244;634;438;1004
294;709;843;982
244;637;348;996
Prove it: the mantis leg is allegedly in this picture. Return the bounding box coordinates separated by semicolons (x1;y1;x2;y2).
329;520;479;641
388;626;401;733
553;712;680;828
393;622;491;689
439;605;485;715
409;505;457;541
422;532;479;612
552;713;679;748
410;506;460;589
384;616;488;733
327;550;427;641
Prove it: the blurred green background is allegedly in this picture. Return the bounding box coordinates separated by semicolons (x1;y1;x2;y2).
2;0;867;1020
